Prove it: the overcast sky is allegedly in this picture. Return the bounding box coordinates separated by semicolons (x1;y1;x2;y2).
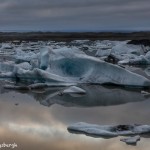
0;0;150;31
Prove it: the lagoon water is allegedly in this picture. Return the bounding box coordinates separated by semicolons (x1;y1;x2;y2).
0;39;150;149
0;84;150;150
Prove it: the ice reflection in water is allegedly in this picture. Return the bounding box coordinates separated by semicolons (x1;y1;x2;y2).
0;84;150;149
28;85;150;107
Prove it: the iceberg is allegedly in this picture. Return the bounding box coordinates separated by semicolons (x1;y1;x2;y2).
111;42;144;56
0;44;150;87
118;54;150;65
118;45;150;65
39;47;150;87
95;41;149;65
95;41;145;61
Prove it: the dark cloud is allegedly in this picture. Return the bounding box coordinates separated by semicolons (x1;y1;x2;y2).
0;0;150;31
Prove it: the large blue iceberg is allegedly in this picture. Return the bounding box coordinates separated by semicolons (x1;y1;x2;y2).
0;45;150;87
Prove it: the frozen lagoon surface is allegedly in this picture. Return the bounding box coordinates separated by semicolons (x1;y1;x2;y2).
0;40;150;149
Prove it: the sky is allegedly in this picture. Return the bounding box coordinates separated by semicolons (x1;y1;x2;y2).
0;0;150;32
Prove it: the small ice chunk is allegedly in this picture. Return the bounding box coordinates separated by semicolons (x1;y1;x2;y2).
30;58;39;69
0;62;15;73
68;122;117;138
120;135;140;146
95;49;111;57
16;62;32;70
111;42;144;56
0;72;14;78
119;51;150;65
1;43;13;49
118;59;130;65
144;67;150;76
141;90;150;95
145;51;150;60
14;48;37;63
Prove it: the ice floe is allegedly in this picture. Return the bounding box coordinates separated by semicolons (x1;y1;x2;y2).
68;122;150;145
120;135;140;146
68;122;150;137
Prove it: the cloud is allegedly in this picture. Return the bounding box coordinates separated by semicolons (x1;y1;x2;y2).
0;0;150;31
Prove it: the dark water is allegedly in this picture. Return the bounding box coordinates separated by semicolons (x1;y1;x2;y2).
0;84;150;150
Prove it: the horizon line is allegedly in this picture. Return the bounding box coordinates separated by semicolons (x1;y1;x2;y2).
0;29;150;33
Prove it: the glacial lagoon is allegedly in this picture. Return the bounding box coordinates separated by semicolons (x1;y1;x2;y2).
0;40;150;149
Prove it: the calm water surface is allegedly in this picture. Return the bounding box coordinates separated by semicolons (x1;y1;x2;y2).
0;84;150;150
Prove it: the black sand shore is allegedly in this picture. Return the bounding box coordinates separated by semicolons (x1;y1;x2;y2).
0;32;150;42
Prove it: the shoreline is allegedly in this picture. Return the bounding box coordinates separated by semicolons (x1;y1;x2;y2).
0;32;150;42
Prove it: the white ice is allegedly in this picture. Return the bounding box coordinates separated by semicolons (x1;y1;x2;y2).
68;122;150;138
0;41;150;87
